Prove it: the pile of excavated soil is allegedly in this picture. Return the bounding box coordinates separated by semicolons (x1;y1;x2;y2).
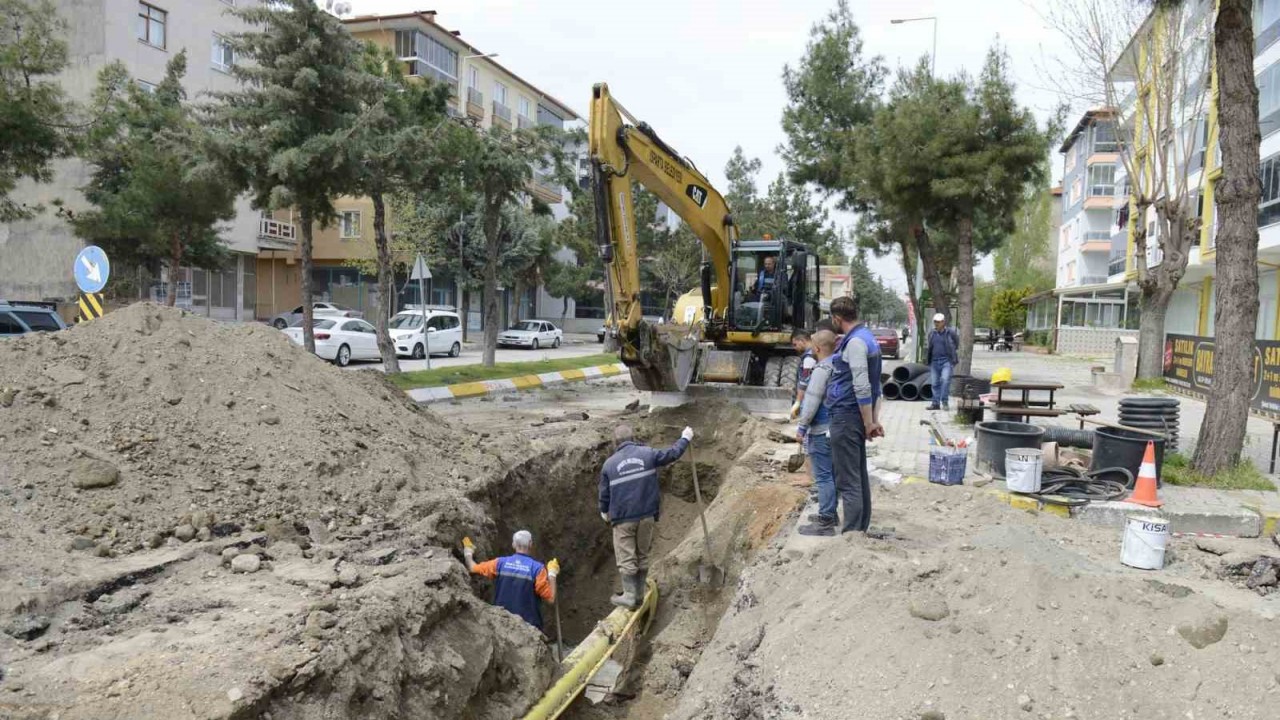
0;302;502;559
0;303;561;719
667;482;1280;720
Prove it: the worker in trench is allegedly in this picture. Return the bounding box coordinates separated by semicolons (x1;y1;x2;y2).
599;423;694;608
462;530;559;632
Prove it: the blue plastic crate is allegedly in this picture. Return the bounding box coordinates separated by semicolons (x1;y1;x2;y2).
929;447;967;486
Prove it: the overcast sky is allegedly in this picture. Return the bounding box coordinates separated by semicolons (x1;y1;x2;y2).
356;0;1074;291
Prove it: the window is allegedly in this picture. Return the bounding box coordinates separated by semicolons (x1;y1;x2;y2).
13;311;61;331
518;96;530;119
1087;164;1116;197
394;31;458;86
1093;123;1117;153
1259;62;1280;137
137;3;166;49
340;211;362;239
136;79;157;93
493;81;508;106
0;313;24;335
468;65;479;89
1260;152;1280;227
1066;261;1076;283
1257;0;1280;52
1071;177;1082;205
1064;145;1077;173
211;34;234;72
537;104;565;129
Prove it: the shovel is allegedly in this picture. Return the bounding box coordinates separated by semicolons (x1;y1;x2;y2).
688;439;724;586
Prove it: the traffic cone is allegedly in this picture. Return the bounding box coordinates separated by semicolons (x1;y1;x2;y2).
1128;441;1164;508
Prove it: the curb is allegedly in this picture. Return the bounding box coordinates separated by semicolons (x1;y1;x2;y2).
405;363;628;404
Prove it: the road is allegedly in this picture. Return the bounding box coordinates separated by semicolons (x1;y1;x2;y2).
345;333;608;373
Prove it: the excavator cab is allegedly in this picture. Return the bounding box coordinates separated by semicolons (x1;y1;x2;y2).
724;240;821;336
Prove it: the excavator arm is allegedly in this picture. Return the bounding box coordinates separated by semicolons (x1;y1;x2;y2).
589;82;736;390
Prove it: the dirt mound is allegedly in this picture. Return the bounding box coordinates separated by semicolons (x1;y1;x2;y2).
668;483;1280;720
0;303;500;560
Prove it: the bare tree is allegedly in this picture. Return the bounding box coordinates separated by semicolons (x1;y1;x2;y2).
1045;0;1212;379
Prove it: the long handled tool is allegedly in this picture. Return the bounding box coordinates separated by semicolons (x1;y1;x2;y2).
688;439;723;586
553;591;565;662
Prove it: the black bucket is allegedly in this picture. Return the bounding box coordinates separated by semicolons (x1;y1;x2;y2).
976;421;1045;478
1091;427;1165;487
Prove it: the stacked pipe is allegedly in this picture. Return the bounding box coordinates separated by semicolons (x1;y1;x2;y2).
889;363;930;401
1118;397;1180;450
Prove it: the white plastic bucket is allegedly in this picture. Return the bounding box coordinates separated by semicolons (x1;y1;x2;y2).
1121;515;1170;570
1005;448;1043;493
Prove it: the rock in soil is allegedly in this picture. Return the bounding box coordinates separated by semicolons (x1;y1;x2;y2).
230;553;262;574
69;458;120;489
1177;614;1229;649
909;595;950;621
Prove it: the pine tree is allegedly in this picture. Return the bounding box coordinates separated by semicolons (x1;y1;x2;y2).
0;0;77;221
207;0;374;352
72;53;237;306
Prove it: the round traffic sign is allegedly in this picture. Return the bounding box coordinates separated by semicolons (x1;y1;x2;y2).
74;245;110;294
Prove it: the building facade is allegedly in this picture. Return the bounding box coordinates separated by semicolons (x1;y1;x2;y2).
0;0;268;320
1057;110;1124;289
254;10;583;332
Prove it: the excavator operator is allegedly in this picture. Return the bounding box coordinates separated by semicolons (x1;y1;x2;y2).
749;255;781;300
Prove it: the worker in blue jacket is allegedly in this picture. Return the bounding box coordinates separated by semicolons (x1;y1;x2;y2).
599;424;693;608
824;295;884;534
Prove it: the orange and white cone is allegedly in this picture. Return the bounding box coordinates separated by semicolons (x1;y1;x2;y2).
1128;440;1163;508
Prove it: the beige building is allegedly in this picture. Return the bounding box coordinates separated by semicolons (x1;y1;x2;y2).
1;0;269;318
255;10;582;331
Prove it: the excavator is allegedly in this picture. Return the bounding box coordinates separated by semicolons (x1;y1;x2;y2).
589;83;823;399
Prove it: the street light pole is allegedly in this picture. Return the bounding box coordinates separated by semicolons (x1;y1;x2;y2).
890;15;938;362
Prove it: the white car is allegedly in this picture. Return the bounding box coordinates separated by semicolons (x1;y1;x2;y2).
269;302;362;329
498;320;562;349
388;309;463;359
282;317;381;367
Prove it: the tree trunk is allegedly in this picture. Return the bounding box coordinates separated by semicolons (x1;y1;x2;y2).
914;225;952;322
1194;0;1261;475
954;216;976;376
371;191;401;375
1135;286;1173;381
166;232;181;308
460;282;470;343
481;203;502;368
300;206;316;353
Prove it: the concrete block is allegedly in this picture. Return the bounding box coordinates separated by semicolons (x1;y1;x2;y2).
1162;505;1262;538
1073;500;1158;528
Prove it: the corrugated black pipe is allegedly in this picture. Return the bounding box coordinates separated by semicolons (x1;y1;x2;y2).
883;380;902;400
900;378;921;401
892;363;929;383
1040;425;1095;448
903;373;930;401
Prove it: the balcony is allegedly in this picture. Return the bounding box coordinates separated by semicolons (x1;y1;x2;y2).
530;171;561;202
492;101;512;128
466;87;484;120
1080;275;1109;286
1081;231;1112;252
258;218;296;250
517;115;534;130
1108;255;1127;277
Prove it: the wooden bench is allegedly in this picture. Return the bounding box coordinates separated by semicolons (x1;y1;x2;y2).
990;404;1066;423
1067;403;1101;429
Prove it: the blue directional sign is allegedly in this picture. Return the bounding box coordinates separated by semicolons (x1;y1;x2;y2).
74;245;110;294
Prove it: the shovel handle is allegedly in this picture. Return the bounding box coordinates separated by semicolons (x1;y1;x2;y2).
689;439;715;564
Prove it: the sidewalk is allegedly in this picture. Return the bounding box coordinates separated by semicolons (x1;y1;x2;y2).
864;347;1280;538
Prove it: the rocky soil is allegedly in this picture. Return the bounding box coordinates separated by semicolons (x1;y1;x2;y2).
665;481;1280;720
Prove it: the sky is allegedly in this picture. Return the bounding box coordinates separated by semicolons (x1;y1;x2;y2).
353;0;1075;291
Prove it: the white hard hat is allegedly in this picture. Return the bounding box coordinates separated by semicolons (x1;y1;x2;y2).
932;313;945;322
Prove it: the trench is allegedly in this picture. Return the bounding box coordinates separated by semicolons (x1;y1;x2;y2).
476;442;724;645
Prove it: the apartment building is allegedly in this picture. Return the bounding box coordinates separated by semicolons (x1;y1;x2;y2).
255;10;583;332
1056;110;1124;289
0;0;265;319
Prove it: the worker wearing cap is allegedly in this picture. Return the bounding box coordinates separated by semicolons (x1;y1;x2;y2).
463;530;558;630
926;313;960;412
600;424;692;608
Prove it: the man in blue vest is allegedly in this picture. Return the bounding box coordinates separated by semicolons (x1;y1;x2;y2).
926;313;960;411
463;530;558;631
824;295;884;534
599;423;693;608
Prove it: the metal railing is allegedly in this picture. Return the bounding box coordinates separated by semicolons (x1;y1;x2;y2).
517;115;535;130
258;218;296;242
1108;255;1127;276
1083;231;1112;242
466;86;484;108
493;101;512;122
1081;275;1109;286
533;172;560;195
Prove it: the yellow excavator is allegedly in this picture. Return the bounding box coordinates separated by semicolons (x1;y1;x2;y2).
589;83;823;400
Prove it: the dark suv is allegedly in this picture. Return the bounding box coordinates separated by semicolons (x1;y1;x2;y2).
0;301;68;337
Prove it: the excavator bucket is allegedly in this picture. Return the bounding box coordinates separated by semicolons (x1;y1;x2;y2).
624;322;697;392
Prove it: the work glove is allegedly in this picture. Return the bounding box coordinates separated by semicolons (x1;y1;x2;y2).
681;426;694;441
600;512;610;523
789;402;801;420
547;558;560;578
462;536;474;557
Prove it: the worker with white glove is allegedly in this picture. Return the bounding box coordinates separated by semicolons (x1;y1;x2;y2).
461;531;556;630
598;424;692;608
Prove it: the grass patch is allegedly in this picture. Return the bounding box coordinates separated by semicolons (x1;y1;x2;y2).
1130;377;1167;392
1162;452;1275;491
387;353;618;390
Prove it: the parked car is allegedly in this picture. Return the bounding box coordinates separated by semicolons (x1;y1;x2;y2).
873;327;901;359
281;317;381;367
498;320;562;349
269;302;362;330
0;300;68;337
388;309;463;359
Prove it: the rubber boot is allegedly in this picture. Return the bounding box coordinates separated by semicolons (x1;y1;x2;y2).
610;573;638;608
635;569;648;603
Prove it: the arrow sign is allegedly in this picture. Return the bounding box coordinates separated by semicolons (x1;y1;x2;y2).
410;254;431;281
74;246;110;294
